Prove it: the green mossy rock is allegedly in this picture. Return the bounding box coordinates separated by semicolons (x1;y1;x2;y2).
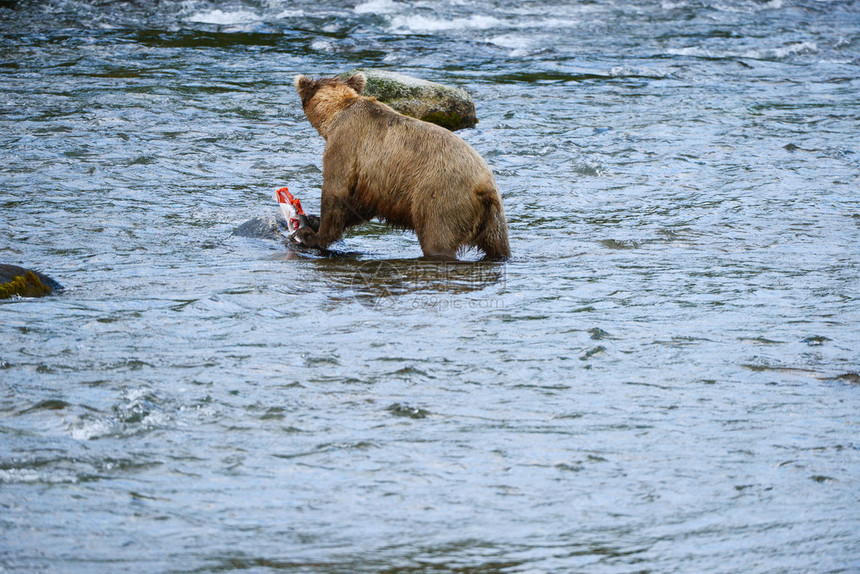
0;264;63;299
339;68;477;131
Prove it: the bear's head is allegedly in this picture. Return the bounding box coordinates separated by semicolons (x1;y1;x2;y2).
294;73;367;137
294;74;366;106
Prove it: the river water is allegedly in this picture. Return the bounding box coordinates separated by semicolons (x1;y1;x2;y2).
2;0;859;572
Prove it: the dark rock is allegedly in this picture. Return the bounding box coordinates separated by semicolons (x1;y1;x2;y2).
232;216;287;241
0;264;63;298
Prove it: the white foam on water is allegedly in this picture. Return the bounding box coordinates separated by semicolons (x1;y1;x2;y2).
746;41;818;60
186;9;263;25
273;9;304;19
666;46;710;57
663;0;783;13
69;417;115;440
0;468;79;484
124;387;149;402
667;41;818;61
140;409;172;428
389;14;503;34
488;34;528;49
311;39;335;52
714;0;784;13
355;0;401;14
487;34;533;57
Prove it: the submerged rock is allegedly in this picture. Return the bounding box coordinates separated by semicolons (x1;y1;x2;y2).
232;216;287;242
233;215;320;242
0;264;63;299
339;68;477;131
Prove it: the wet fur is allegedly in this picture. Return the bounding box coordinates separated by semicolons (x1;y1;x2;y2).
293;73;510;260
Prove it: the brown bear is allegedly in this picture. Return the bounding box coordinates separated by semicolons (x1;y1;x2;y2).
292;73;510;260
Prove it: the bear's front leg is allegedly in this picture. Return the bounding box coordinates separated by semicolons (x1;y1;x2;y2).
292;225;319;247
292;190;351;249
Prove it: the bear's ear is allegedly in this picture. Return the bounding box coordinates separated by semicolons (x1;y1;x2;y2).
294;75;316;105
343;73;366;95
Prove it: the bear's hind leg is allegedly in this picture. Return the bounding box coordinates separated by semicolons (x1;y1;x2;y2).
477;229;510;261
417;233;459;261
475;200;511;261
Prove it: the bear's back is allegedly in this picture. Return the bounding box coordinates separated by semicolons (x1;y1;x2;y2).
331;97;491;181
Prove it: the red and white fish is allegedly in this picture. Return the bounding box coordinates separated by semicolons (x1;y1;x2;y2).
274;187;308;234
273;187;320;245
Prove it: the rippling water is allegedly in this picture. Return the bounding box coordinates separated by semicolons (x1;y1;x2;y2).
2;0;859;571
